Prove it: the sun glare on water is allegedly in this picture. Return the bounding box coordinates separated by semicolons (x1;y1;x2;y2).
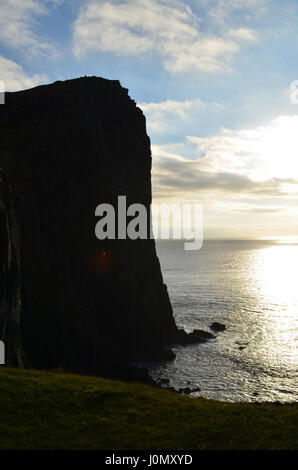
251;242;298;367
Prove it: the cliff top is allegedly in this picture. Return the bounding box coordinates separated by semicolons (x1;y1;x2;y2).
6;76;126;96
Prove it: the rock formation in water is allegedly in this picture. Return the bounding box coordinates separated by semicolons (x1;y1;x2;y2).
0;77;211;377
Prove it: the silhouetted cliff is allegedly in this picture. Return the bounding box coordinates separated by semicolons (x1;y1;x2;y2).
0;77;212;378
0;77;181;375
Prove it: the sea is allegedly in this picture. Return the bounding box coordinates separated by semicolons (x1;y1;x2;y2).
147;239;298;402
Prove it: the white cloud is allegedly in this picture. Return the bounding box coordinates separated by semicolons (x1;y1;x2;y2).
152;149;298;205
72;0;257;74
139;98;205;119
151;115;298;202
139;97;222;134
228;28;258;42
0;55;47;91
0;0;59;57
187;115;298;181
208;0;268;25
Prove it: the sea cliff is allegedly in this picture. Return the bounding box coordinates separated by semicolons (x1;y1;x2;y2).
0;77;210;378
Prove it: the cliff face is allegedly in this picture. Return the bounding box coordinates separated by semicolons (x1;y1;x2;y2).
0;77;178;375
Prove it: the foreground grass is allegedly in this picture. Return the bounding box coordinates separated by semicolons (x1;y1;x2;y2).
0;368;297;450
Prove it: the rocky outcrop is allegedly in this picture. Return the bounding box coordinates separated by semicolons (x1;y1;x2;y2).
0;77;212;378
210;322;226;332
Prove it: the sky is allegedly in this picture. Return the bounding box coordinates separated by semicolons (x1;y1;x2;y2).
1;0;298;238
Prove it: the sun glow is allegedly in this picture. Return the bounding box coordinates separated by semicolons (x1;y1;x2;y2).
187;114;298;185
250;116;298;181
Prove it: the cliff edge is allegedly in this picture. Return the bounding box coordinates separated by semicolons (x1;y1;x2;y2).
0;77;180;375
0;77;212;377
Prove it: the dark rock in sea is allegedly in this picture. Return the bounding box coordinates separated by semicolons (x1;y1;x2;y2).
193;329;215;339
239;346;246;351
210;322;226;332
253;392;259;396
173;328;215;345
0;77;181;373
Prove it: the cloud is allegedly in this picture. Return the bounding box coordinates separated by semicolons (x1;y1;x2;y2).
208;0;268;25
151;114;298;202
187;115;298;181
139;98;210;133
139;98;205;119
152;151;298;200
72;0;259;74
139;97;224;134
0;55;47;91
228;28;258;42
0;0;59;57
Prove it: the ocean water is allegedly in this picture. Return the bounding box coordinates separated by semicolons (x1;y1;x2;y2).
148;239;298;402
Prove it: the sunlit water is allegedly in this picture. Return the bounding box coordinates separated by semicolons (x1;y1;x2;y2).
148;239;298;402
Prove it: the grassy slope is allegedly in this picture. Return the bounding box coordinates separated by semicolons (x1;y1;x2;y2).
0;368;297;450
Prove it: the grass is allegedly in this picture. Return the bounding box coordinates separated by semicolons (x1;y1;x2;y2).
0;367;297;450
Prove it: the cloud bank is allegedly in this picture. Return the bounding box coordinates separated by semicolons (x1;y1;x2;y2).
151;115;298;203
73;0;258;74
